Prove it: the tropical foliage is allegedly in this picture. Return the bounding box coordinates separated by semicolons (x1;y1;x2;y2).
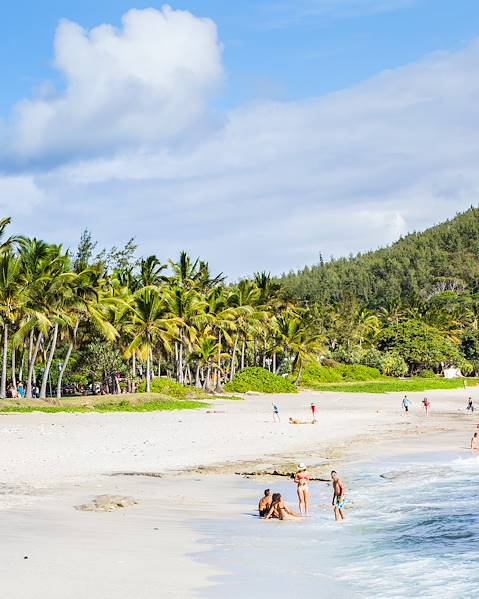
225;367;297;394
0;226;319;398
2;208;479;400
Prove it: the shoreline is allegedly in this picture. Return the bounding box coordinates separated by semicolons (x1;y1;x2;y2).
0;388;477;597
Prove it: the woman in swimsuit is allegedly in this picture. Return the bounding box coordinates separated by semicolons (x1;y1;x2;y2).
294;463;310;516
263;493;299;521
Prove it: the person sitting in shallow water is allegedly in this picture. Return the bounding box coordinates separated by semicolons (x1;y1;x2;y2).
263;493;300;521
258;489;272;517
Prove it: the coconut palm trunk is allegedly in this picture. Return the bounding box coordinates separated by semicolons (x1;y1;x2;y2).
40;323;59;399
230;334;239;381
19;351;24;383
294;357;304;386
146;351;151;393
1;323;8;398
215;331;223;391
11;346;16;391
56;322;78;399
195;363;202;388
26;332;42;398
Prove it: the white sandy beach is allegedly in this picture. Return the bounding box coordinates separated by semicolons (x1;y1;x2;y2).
1;389;477;598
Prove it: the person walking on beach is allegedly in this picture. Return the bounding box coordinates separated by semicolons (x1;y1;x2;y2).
331;471;346;522
258;489;273;517
467;398;475;413
272;403;280;423
310;402;317;423
471;432;479;451
423;397;430;416
294;463;310;516
402;396;410;414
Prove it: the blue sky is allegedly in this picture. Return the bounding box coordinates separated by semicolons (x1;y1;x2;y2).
1;1;479;277
2;0;477;113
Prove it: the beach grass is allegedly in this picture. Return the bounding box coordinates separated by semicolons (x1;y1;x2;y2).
302;378;479;394
0;393;208;413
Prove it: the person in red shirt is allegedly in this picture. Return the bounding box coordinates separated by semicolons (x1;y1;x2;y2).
310;402;317;423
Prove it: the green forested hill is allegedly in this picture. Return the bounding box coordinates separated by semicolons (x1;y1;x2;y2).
280;207;479;307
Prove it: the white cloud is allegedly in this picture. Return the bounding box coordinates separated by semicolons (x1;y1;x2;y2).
2;8;479;278
0;176;46;216
6;5;223;165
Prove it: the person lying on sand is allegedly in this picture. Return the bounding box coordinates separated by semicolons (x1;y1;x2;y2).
288;417;315;425
263;493;300;521
331;471;346;522
258;489;273;517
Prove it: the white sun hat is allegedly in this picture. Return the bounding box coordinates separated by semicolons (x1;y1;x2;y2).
297;463;307;470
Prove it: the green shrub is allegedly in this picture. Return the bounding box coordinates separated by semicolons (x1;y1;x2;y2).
380;352;408;377
418;369;436;378
301;363;381;387
138;377;205;399
224;367;297;393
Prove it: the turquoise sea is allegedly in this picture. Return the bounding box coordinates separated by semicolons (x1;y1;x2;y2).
196;451;479;598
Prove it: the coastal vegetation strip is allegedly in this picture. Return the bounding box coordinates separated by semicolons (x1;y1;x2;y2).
0;393;207;413
1;209;479;406
302;378;478;394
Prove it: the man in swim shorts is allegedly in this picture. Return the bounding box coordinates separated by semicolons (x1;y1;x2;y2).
272;403;280;423
331;471;346;522
258;489;273;517
402;396;410;414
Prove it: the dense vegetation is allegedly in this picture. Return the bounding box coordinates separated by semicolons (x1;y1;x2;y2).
278;207;479;377
0;219;319;399
225;367;297;394
1;208;478;402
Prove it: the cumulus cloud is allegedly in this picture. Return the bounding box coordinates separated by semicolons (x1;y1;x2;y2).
6;5;223;165
2;7;479;277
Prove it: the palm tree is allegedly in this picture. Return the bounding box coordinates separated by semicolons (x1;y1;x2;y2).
0;253;25;397
275;308;322;384
125;286;174;393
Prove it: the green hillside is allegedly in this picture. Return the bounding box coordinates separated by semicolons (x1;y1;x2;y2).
280;207;479;306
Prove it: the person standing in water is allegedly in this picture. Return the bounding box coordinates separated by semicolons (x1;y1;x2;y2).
258;489;273;517
331;471;346;522
272;403;280;423
402;396;410;414
294;463;310;516
310;402;317;423
471;432;479;451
